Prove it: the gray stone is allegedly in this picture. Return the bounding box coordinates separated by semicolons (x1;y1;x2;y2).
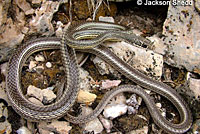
162;3;200;72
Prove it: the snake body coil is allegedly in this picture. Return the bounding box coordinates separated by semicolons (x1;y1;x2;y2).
6;22;192;134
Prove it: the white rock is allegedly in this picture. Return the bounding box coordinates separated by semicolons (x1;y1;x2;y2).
29;1;60;36
27;85;43;101
101;80;121;90
99;115;113;133
110;93;126;105
55;21;63;37
128;126;148;134
46;62;52;68
79;68;93;91
92;56;115;75
155;103;162;109
189;78;200;99
16;126;32;134
32;0;42;4
99;16;115;23
35;55;45;62
107;41;163;78
42;89;56;104
147;35;167;55
82;107;104;134
28;97;43;106
103;104;128;119
85;118;104;134
77;90;97;104
29;61;37;70
162;4;200;72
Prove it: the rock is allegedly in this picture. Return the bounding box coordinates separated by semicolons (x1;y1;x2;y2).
0;0;11;31
28;97;43;106
16;126;32;134
35;65;44;74
162;4;200;72
99;115;113;133
128;126;148;134
103;104;128;119
42;89;56;104
48;121;72;134
0;100;12;134
77;90;97;104
189;78;200;99
126;93;143;115
108;41;163;78
46;62;52;68
101;80;121;90
27;85;43;101
191;119;200;134
82;107;104;134
15;0;34;15
99;16;115;23
35;55;45;62
92;56;117;76
29;1;60;36
155;103;162;109
29;61;37;70
0;82;9;103
38;121;72;134
147;35;167;55
84;118;104;134
1;62;7;77
0;18;24;47
55;21;64;37
32;0;42;5
79;68;93;91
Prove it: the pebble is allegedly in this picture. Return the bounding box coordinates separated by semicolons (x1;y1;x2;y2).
27;85;43;101
99;16;115;23
103;104;128;119
189;78;200;99
16;126;32;134
29;61;37;70
99;115;113;133
34;65;44;74
155;103;162;109
35;55;45;62
77;90;97;104
82;107;104;134
101;80;121;90
45;62;52;68
42;88;56;104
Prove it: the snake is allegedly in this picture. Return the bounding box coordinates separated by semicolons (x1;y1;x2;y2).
6;21;192;134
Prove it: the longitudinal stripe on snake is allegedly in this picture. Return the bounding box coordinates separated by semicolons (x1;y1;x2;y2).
6;21;192;134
